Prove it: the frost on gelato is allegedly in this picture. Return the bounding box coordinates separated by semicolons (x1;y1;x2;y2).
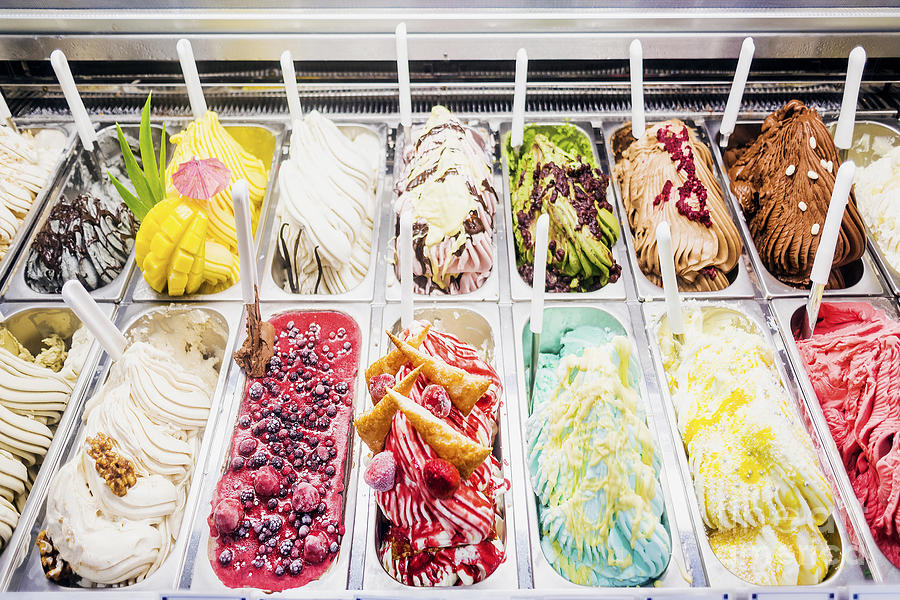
657;305;834;585
526;324;670;585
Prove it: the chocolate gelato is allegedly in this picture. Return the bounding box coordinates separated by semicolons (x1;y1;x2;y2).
25;193;137;294
233;288;275;378
725;100;867;288
613;120;742;292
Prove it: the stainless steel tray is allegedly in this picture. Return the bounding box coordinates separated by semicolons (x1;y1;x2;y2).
602;118;759;301
832;119;900;298
126;118;286;303
361;303;519;589
641;298;867;590
499;120;631;302
258;122;388;303
771;296;900;583
183;302;371;594
511;301;699;590
705;118;888;299
0;123;77;292
1;123;149;303
0;301;109;591
384;119;502;302
6;301;241;592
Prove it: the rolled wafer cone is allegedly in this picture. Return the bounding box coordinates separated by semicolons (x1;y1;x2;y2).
385;332;491;416
365;324;430;382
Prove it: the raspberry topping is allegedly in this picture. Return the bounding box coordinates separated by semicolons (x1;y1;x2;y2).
368;373;396;405
421;384;451;418
655;125;713;227
364;451;397;492
422;458;461;499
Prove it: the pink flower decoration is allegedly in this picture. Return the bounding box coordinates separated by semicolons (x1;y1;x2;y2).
172;157;230;200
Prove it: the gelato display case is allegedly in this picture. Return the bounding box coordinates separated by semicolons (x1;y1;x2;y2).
0;2;899;599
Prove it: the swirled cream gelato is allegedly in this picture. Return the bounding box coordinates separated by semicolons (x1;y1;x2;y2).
276;111;380;294
0;322;89;550
40;308;225;586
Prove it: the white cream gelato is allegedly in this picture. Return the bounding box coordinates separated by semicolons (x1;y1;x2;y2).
855;144;900;274
276;110;380;294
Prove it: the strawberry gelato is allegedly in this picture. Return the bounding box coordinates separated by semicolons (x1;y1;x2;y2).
795;302;900;566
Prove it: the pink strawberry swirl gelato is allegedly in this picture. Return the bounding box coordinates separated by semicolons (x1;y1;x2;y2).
795;302;900;566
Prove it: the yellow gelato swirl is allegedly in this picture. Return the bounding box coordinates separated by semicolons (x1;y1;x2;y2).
136;111;269;296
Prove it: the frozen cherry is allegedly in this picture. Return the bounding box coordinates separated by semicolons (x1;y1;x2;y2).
367;373;396;404
255;466;281;497
363;451;397;492
421;384;451;418
213;498;244;534
292;482;320;513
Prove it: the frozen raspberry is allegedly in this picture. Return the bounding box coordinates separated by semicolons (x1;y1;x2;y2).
363;451;396;492
303;532;329;564
213;498;244;534
255;466;281;497
367;374;396;404
421;384;451;418
291;482;320;513
422;458;460;499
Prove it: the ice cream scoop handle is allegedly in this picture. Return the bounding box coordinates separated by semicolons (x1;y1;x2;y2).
0;89;11;121
400;208;414;329
511;48;528;148
629;39;645;139
62;280;125;362
530;213;549;335
810;161;855;286
177;39;208;120
396;23;412;130
50;50;96;151
834;46;866;151
656;221;684;335
719;37;755;147
233;179;257;305
280;50;303;127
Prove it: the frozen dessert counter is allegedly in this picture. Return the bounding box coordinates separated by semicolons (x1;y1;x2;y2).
3;62;900;600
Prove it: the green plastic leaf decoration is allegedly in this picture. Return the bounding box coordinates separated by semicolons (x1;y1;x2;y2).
139;93;161;201
108;93;167;221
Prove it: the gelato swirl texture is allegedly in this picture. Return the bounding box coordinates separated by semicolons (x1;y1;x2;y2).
394;106;497;294
725;100;866;288
613;120;741;292
527;325;670;586
657;305;834;585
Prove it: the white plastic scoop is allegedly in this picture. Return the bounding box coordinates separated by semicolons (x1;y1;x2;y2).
50;50;97;153
529;213;550;397
396;23;412;133
0;88;18;134
233;179;258;305
629;39;645;139
719;37;755;148
399;207;414;330
834;46;867;162
62;280;126;362
177;38;208;121
511;48;528;148
797;161;856;339
280;50;303;128
656;221;685;344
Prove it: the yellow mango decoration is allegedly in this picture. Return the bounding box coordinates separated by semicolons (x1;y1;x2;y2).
133;111;269;296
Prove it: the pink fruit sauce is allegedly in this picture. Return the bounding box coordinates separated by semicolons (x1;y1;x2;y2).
207;311;360;591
